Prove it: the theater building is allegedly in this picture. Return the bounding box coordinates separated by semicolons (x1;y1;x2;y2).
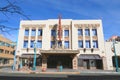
16;18;107;70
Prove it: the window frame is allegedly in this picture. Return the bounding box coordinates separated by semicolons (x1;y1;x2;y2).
31;29;36;36
78;40;83;48
24;29;29;36
78;29;83;36
85;29;90;36
64;41;69;49
85;40;91;48
64;30;69;37
23;40;28;48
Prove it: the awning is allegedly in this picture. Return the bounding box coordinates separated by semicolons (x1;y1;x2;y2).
78;54;102;60
21;54;40;58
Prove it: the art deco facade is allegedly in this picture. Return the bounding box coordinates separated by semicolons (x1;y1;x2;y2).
17;19;107;70
0;35;15;67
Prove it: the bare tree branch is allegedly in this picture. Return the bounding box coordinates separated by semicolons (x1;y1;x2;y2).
0;0;30;20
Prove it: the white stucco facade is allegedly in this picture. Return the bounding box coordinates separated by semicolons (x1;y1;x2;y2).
16;19;107;70
105;41;120;70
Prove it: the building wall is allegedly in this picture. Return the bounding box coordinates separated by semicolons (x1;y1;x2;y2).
0;35;15;67
72;20;105;57
17;19;106;70
105;41;120;70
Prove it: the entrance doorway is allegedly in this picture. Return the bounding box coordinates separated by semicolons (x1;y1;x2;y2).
47;54;72;68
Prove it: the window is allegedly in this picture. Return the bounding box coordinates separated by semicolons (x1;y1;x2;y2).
78;29;83;36
38;29;42;36
24;29;29;36
51;41;55;48
0;49;3;53
30;40;34;48
78;40;83;48
85;29;90;36
31;29;36;36
37;40;42;48
64;30;69;37
92;29;97;36
23;40;28;48
0;41;5;46
64;41;69;48
51;30;56;37
58;41;62;48
6;43;10;47
86;40;91;48
93;40;98;48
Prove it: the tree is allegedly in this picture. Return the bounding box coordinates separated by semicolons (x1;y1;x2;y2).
0;0;30;38
0;0;30;19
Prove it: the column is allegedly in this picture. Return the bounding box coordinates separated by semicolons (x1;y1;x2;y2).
42;55;47;70
82;28;85;48
102;57;107;70
90;28;93;48
62;29;64;49
28;28;31;48
35;27;38;42
72;55;78;69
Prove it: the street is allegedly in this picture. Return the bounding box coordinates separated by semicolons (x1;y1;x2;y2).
0;73;120;80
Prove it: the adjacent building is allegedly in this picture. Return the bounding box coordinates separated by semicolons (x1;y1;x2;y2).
0;35;15;67
105;36;120;70
16;19;107;70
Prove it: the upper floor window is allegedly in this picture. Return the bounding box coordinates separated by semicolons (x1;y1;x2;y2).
23;40;28;48
51;41;55;48
78;40;83;48
0;49;3;53
64;30;69;37
51;30;56;37
38;29;42;36
58;41;62;48
30;40;34;48
37;40;42;48
6;43;10;47
64;41;69;49
92;29;97;36
31;29;36;36
85;40;91;48
78;29;83;36
85;29;90;36
24;29;29;36
93;40;98;48
0;41;5;46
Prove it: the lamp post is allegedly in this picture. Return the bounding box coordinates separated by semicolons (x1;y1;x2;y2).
32;41;37;70
12;42;17;71
112;40;119;72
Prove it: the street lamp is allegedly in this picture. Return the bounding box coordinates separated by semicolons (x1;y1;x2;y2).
112;40;119;72
11;42;17;71
32;41;37;70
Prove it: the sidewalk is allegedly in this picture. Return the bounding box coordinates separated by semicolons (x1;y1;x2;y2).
0;67;120;75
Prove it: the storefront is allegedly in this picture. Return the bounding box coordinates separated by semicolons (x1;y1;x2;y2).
78;54;103;70
40;50;79;70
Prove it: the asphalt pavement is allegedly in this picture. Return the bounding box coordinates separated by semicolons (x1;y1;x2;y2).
0;67;120;80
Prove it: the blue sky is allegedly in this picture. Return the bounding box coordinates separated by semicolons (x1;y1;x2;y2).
0;0;120;41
